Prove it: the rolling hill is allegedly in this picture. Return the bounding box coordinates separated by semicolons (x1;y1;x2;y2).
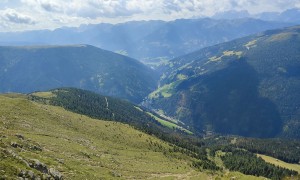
0;94;209;179
0;45;158;103
145;25;300;139
29;88;193;136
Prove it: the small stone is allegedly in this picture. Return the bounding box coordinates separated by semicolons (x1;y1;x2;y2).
7;149;17;157
56;159;64;164
11;142;23;148
49;168;63;180
0;135;7;138
111;171;121;177
42;174;51;180
18;169;26;177
30;145;42;151
30;159;48;174
27;170;35;179
16;134;25;140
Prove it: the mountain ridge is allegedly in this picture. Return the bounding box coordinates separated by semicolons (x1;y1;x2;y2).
0;45;158;103
146;25;300;139
0;18;293;64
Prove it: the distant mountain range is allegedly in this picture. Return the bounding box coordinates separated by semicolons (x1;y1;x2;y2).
145;25;300;139
0;21;299;140
0;18;294;64
0;45;157;103
213;8;300;23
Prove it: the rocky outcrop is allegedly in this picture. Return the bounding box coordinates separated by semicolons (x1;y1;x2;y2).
49;168;63;180
29;159;48;174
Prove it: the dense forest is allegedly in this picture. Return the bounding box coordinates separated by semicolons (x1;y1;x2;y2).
221;149;297;180
235;138;300;164
208;145;298;180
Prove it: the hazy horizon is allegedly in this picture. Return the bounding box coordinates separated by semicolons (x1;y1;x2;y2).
0;0;299;32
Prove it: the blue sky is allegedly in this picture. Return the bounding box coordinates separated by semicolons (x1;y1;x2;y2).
0;0;299;32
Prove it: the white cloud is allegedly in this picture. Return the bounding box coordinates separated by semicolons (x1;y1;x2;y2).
0;0;299;32
40;1;62;12
0;8;35;24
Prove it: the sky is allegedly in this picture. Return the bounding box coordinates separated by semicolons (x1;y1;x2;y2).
0;0;299;32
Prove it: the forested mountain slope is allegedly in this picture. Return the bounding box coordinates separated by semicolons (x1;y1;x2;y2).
146;25;300;138
29;88;192;137
0;45;157;103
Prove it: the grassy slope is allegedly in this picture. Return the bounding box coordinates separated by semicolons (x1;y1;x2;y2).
32;88;193;135
257;154;300;173
146;112;193;135
0;95;198;179
0;95;264;179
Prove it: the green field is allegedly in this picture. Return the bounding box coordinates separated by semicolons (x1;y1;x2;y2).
31;91;56;98
258;154;300;173
146;112;193;134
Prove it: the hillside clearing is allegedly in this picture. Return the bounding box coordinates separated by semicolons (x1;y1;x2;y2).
257;154;300;173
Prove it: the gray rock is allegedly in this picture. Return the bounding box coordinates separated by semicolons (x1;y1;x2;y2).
18;169;27;177
49;168;63;180
16;134;25;140
30;145;42;151
30;159;48;174
56;159;64;164
34;176;41;180
18;170;38;179
111;171;122;177
42;174;51;180
11;142;23;148
27;170;35;179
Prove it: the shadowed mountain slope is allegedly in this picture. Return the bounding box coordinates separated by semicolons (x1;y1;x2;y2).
146;25;300;138
0;45;158;103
